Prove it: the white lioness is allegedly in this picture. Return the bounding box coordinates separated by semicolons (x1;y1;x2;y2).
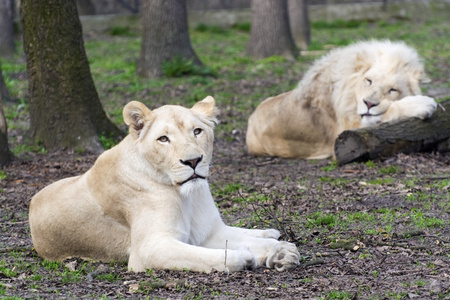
246;40;437;159
29;96;300;273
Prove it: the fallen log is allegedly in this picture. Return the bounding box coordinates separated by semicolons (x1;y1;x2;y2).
335;99;450;165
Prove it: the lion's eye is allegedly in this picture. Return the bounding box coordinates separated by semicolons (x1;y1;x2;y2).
389;88;398;94
157;136;169;143
365;78;372;85
193;128;203;136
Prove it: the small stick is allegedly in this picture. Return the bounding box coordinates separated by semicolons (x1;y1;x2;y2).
224;240;229;274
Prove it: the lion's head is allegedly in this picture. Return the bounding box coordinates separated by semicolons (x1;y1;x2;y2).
123;97;217;191
353;41;427;127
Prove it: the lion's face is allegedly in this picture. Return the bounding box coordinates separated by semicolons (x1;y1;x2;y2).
356;62;422;127
123;97;217;189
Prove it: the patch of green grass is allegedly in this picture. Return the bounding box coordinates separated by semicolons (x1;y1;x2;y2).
0;170;7;180
214;183;246;195
379;165;399;175
195;24;229;35
365;160;376;168
245;192;272;203
110;26;134;36
0;261;18;278
260;55;286;64
11;142;46;156
320;290;354;300
415;278;427;287
307;212;337;228
162;56;217;78
347;211;376;222
410;208;446;228
194;23;209;32
312;19;365;29
96;272;123;283
41;260;61;271
98;132;118;150
384;292;408;300
231;22;251;32
433;179;450;190
320;160;338;172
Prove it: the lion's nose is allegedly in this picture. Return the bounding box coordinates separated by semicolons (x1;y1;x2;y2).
364;100;378;109
180;155;203;169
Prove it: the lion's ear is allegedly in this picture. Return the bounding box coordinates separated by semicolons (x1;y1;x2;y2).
191;96;218;123
354;52;371;73
123;101;153;139
416;70;431;84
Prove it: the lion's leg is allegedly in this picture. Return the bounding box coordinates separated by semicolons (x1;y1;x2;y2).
246;119;267;156
128;238;256;273
382;95;437;123
29;177;130;262
203;225;300;271
228;227;281;239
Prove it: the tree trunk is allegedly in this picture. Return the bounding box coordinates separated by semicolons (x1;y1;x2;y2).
246;0;298;60
0;0;15;58
288;0;310;50
21;0;122;153
335;99;450;165
76;0;96;15
137;0;203;78
0;64;12;166
187;0;251;10
0;64;10;102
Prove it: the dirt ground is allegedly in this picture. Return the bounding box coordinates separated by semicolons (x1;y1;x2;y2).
1;126;449;299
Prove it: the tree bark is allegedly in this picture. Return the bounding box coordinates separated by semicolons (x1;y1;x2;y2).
0;64;12;166
76;0;96;15
246;0;298;60
0;64;10;102
21;0;122;153
288;0;310;50
137;0;203;78
187;0;251;10
335;99;450;165
0;0;15;58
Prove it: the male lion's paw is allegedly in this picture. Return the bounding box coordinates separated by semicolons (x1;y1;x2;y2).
400;95;437;119
262;229;281;239
265;241;300;272
226;249;257;272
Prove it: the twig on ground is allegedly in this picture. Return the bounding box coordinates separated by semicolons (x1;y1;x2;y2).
224;240;229;274
86;264;109;281
301;259;325;268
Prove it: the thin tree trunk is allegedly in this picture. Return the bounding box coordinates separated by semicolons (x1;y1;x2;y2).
21;0;122;152
335;100;450;165
0;64;12;166
0;64;10;102
0;0;15;58
247;0;298;60
137;0;203;78
288;0;310;50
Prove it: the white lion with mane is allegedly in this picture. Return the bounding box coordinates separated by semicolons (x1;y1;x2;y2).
29;97;300;273
246;40;437;159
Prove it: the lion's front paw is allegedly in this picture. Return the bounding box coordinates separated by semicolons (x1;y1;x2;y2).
265;241;300;271
226;249;257;272
400;95;437;119
262;229;281;239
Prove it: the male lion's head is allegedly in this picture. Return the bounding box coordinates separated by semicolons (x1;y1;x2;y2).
123;97;217;191
353;41;427;127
